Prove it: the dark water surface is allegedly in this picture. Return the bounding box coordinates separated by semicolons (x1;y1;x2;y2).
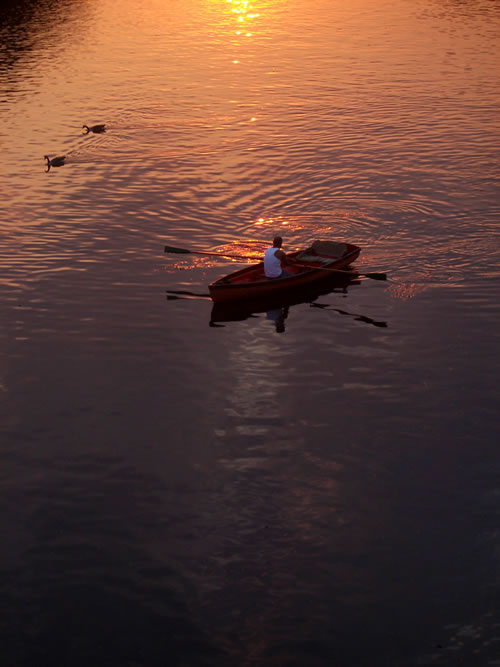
1;0;500;665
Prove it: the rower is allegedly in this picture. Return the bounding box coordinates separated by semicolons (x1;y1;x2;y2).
263;236;292;279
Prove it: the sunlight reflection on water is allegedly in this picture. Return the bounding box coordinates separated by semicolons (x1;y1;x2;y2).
1;0;500;665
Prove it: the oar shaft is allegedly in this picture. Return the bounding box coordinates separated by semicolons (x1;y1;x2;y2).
164;246;258;261
166;289;211;297
293;263;386;280
165;246;349;268
164;246;386;280
293;262;356;276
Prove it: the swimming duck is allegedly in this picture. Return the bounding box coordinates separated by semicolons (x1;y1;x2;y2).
82;124;106;134
44;155;66;171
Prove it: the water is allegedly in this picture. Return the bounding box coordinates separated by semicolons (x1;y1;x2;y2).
1;0;500;664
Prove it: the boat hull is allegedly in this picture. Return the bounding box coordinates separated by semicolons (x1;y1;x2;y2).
208;242;361;304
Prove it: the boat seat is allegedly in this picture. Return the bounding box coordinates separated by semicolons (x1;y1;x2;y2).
297;241;347;263
296;253;334;264
312;240;347;257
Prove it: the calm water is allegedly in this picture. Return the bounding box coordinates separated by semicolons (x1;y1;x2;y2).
1;0;500;664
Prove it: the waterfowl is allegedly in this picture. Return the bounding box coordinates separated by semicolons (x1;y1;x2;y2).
82;124;106;134
44;155;66;171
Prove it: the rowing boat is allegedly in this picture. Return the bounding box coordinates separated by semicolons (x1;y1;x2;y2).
208;240;361;304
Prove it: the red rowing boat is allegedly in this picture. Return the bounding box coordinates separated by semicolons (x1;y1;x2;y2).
208;240;361;304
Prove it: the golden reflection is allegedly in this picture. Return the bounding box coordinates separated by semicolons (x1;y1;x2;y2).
225;0;261;36
388;281;425;300
167;240;266;273
253;216;292;231
216;241;264;260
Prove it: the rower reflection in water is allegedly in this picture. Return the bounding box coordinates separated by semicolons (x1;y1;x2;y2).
266;306;289;333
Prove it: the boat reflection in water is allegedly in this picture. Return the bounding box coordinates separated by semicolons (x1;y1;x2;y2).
209;272;386;332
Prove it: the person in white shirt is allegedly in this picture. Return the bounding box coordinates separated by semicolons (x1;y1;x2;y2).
263;235;292;278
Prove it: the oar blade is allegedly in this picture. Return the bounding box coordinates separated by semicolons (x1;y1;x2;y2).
364;272;387;281
164;245;191;254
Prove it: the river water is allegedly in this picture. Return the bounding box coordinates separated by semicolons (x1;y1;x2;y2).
1;0;499;665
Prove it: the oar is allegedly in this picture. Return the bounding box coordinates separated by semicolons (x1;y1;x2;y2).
164;244;387;280
165;244;258;262
310;302;388;327
293;263;387;281
166;289;211;298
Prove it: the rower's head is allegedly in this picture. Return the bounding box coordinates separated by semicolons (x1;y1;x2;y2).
273;235;283;248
